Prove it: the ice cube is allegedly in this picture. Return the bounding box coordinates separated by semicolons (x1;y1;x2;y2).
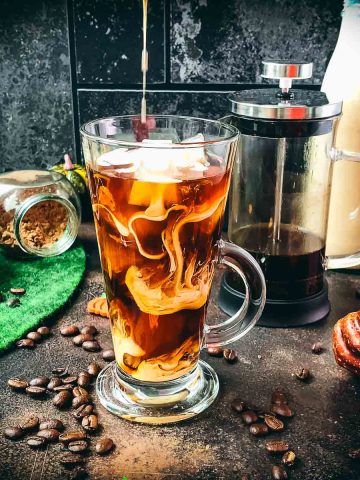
178;133;207;167
140;136;207;173
97;135;210;181
98;148;137;166
97;148;141;176
140;140;174;174
181;133;205;144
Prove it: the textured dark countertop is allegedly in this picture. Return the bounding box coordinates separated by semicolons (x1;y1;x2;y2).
1;224;360;480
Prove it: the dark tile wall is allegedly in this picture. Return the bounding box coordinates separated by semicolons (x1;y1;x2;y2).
0;0;343;170
78;90;230;124
73;0;165;84
170;0;342;84
0;0;73;172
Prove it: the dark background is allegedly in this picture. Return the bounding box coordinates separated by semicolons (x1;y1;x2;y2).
0;0;343;172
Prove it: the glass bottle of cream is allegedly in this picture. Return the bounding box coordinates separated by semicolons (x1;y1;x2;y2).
322;0;360;268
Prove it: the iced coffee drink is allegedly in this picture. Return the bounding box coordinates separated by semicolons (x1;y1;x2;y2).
87;137;230;382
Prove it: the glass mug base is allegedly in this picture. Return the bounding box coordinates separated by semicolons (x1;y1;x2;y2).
96;360;219;425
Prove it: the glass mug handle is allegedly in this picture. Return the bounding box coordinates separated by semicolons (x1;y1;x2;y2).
327;148;360;269
204;239;266;348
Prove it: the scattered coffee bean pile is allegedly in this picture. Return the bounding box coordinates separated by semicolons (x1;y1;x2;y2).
0;287;26;308
16;321;115;363
207;346;238;363
5;362;115;478
60;324;115;361
15;325;51;349
61;325;101;353
231;391;296;479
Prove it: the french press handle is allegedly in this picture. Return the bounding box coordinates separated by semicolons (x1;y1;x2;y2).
261;60;313;96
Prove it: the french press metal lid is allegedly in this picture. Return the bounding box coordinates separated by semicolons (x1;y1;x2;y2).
229;60;342;120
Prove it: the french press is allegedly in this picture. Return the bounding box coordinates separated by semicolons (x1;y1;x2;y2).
219;60;360;327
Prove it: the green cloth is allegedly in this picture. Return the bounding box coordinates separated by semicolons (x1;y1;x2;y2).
0;242;86;352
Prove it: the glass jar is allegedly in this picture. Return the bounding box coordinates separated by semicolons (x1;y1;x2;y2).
0;170;81;257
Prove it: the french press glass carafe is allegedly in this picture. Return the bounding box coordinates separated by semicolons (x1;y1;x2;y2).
220;60;360;327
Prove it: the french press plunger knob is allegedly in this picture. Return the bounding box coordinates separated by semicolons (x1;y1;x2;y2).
261;60;313;98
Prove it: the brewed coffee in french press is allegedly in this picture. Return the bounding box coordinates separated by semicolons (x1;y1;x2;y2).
219;60;357;327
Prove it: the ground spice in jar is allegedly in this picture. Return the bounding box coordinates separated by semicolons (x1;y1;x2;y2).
0;198;68;251
0;170;80;257
19;200;68;249
0;206;15;247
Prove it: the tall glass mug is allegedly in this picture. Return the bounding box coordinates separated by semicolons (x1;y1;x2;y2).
81;115;265;424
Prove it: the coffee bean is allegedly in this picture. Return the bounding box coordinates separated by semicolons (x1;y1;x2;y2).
73;404;94;420
102;349;115;362
73;386;88;397
7;377;29;391
53;390;72;408
81;325;98;336
82;414;98;433
52;367;68;377
271;404;294;418
77;372;91;388
10;287;26;295
37;428;60;442
95;437;114;455
53;384;73;392
63;376;78;385
39;419;64;431
4;427;24;440
26;331;42;342
60;325;80;337
87;362;101;377
59;431;88;445
311;342;323;354
264;415;285;431
26;386;46;398
16;338;35;348
282;450;296;467
47;377;63;390
207;346;223;357
82;340;101;352
68;440;89;453
271;465;288;480
241;411;258;425
30;376;50;387
20;416;40;431
73;334;94;346
8;298;20;308
72;395;90;409
59;453;86;466
295;368;311;382
265;440;289;453
271;391;288;405
27;436;46;449
231;398;247;413
249;423;269;436
37;326;50;337
68;467;88;480
223;348;238;363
